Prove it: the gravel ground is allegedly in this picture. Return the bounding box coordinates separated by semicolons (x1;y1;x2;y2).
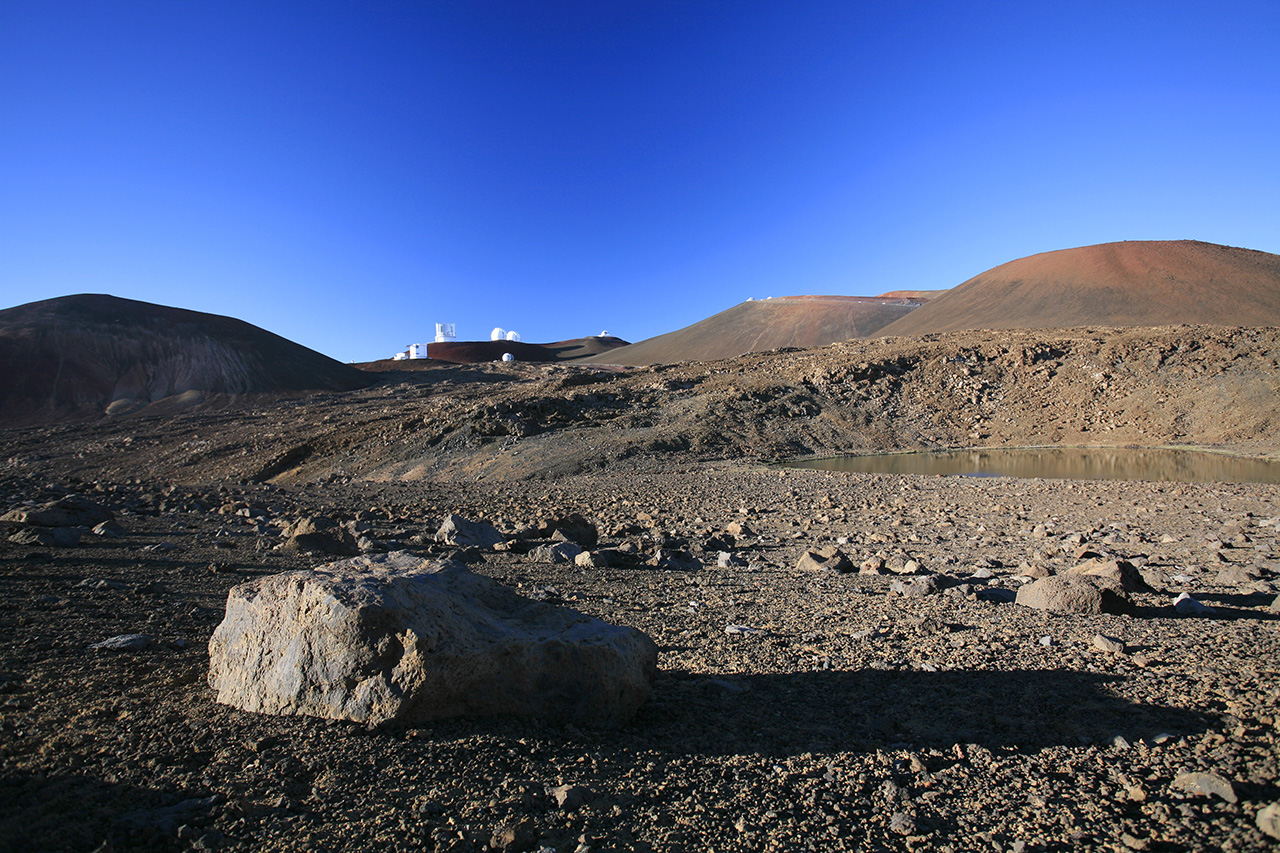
2;463;1278;852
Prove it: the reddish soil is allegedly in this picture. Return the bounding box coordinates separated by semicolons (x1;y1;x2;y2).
876;241;1280;337
584;296;923;366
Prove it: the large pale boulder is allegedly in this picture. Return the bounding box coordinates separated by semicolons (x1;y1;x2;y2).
1015;574;1135;615
207;552;657;727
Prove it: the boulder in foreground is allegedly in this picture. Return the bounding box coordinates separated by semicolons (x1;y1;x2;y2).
207;552;657;727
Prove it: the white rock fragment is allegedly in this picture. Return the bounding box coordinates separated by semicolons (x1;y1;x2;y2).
90;633;152;652
1173;592;1216;616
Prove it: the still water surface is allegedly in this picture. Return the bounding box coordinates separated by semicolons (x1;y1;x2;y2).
785;447;1280;484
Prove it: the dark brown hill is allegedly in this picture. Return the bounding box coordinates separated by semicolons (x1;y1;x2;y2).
875;240;1280;336
422;335;630;365
583;295;922;366
0;294;374;427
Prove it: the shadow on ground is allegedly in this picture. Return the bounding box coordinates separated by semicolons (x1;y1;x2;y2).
629;667;1215;757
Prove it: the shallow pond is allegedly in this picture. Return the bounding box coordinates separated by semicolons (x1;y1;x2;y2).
785;447;1280;484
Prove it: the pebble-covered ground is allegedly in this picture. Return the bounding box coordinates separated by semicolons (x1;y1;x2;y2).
2;463;1278;852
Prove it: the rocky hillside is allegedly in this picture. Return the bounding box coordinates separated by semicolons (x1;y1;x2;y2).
6;324;1278;487
0;294;373;427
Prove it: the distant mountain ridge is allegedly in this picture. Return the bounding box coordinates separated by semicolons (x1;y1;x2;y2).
583;295;925;366
0;294;373;426
875;240;1280;336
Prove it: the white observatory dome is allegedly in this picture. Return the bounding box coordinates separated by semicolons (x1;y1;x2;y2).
505;330;521;342
490;327;506;341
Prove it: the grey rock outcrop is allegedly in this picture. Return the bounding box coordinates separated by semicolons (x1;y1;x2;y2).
1015;575;1135;615
208;552;657;727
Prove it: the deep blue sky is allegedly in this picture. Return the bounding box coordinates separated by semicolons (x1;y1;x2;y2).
3;2;1278;362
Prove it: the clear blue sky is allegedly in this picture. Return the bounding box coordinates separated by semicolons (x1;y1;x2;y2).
3;1;1278;362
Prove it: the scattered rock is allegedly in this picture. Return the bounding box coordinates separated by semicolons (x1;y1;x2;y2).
1257;802;1280;841
1215;565;1262;585
795;546;853;573
92;520;125;538
890;576;940;598
648;549;701;571
1;495;113;528
1171;771;1237;803
435;514;505;550
529;541;583;564
207;551;658;727
859;557;887;575
1092;634;1126;654
547;784;591;811
716;550;748;568
575;549;630;569
8;526;81;547
490;818;537;852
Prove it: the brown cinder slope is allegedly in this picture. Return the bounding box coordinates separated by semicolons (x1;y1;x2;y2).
875;240;1280;336
0;294;374;427
583;295;922;366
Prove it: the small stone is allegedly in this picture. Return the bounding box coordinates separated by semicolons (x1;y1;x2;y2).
92;520;125;538
1038;635;1052;647
1171;771;1237;803
490;818;536;851
859;557;887;575
1173;592;1216;616
547;784;591;811
435;514;504;550
796;546;853;573
90;633;152;652
888;812;916;835
890;576;939;598
1257;802;1280;841
724;624;766;636
1092;634;1126;654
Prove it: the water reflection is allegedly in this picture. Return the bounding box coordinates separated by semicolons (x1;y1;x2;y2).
786;447;1280;484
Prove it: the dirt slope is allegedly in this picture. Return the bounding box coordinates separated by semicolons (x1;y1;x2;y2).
583;296;922;366
876;240;1280;336
0;294;373;427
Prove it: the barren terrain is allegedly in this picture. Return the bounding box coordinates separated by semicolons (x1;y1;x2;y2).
3;324;1280;852
877;241;1280;337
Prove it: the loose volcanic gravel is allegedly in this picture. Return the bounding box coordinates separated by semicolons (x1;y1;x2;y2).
2;464;1278;852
